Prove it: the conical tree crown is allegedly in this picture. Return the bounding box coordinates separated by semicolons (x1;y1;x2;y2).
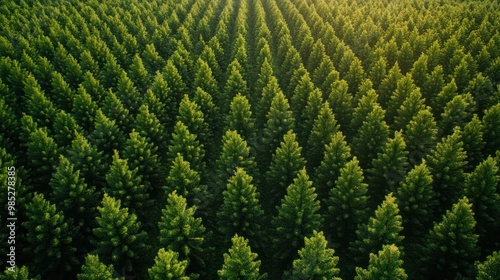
218;235;266;280
77;254;123;280
354;244;407;280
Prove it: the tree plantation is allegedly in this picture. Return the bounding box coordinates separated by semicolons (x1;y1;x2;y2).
1;0;500;278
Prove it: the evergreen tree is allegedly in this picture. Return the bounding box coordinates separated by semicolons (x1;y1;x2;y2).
419;197;479;279
72;87;99;133
350;193;404;269
272;168;322;268
386;74;418;124
23;193;77;278
315;131;352;213
306;101;340;170
52;110;83;149
395;161;436;239
426;129;467;216
403;108;437;166
218;234;266;280
77;254;123;280
167;121;205;175
101;89;133;134
193;58;218;104
290;231;341;280
223;59;248;113
265;130;306;209
325;157;369;256
218;168;264;248
92;194;148;273
255;74;281;129
177;94;212;159
128;54;150;94
134;105;168;161
439;93;475;136
89;110;126;162
158;191;206;266
225;93;255;144
26;128;59;194
423;65;445;103
50;71;73;112
393;89;426;131
464;157;500;252
165;153;207;209
461;115;486;172
349;89;378;138
327;79;353;131
431;79;458;119
193;87;221;140
367;131;408;207
476;251;500;280
105;151;151;218
291;71;315;125
80;71;106;105
352;105;390;170
482;103;500;156
259;91;294;168
24;74;57;129
148;249;189;280
378;63;403;107
354;244;407;280
163;59;186;106
149;72;176;133
299;88;324;148
0;266;40;280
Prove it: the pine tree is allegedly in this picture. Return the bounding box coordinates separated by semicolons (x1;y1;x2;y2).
163;59;186;106
392;89;426;131
80;71;105;105
89;110;126;162
419;197;479;279
72;87;99;133
290;231;341;280
158;191;206;265
426;129;467;216
402;108;437;166
461;115;486;172
259;91;294;168
77;254;123;280
24;74;57;129
0;266;40;280
272;168;322;268
255;74;281;129
225;93;255;144
306;101;340;170
167;121;205;175
165;153;207;209
299;88;323;148
105;151;151;218
482;103;500;156
315;131;352;213
378;63;403;107
149;72;176;133
128;54;150;94
101;89;133;134
352;105;390;170
50;71;73;112
291;71;315;125
354;244;407;280
350;193;404;269
52;110;83;148
395;161;436;239
411;53;429;90
50;155;98;243
193;58;218;104
218;168;264;248
431;79;458;119
134;105;168;160
327;79;353;131
92;194;148;273
464;157;500;252
325;157;369;256
367;131;408;208
476;251;500;280
423;65;445;103
148;249;189;280
349;89;378;138
23;193;77;278
26;128;59;194
218;234;266;280
439;93;475;136
193;87;221;140
223;59;248;113
386;74;418;124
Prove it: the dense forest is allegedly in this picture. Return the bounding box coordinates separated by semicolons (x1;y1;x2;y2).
1;0;500;278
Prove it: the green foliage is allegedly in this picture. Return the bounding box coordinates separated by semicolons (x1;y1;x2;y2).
218;235;266;280
476;251;500;280
159;191;206;264
0;266;40;280
354;244;407;280
77;254;123;280
225;93;255;143
167;121;205;174
89;110;125;161
148;249;190;280
482;103;500;156
26;128;59;193
272;168;322;268
23;193;77;278
402;108;437;165
419;197;479;279
218;168;264;247
92;194;148;273
291;231;341;280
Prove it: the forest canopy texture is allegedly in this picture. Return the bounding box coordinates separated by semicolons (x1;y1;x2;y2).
1;0;500;279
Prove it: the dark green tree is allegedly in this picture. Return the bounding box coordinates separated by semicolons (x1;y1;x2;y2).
354;244;407;280
393;89;426;131
476;251;500;280
431;79;458;119
461;115;486;172
148;249;189;280
26;128;59;194
50;71;73;111
419;197;479;279
128;54;150;94
23;193;77;278
24;74;57;129
272;168;322;269
72;87;99;133
158;191;206;266
92;194;148;273
439;93;475;136
167;121;205;174
218;234;266;280
223;59;248;113
101;89;133;134
349;89;378;138
367;131;408;207
225;93;255;144
218;168;264;248
89;110;126;162
52;110;83;149
77;254;123;280
290;230;341;280
482;103;500;156
426;129;467;216
350;193;404;269
402;108;437;166
327;79;353;131
395;161;436;239
134;105;168;160
0;266;40;280
325;157;369;256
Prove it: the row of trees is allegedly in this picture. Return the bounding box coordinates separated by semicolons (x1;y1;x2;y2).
1;0;500;278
